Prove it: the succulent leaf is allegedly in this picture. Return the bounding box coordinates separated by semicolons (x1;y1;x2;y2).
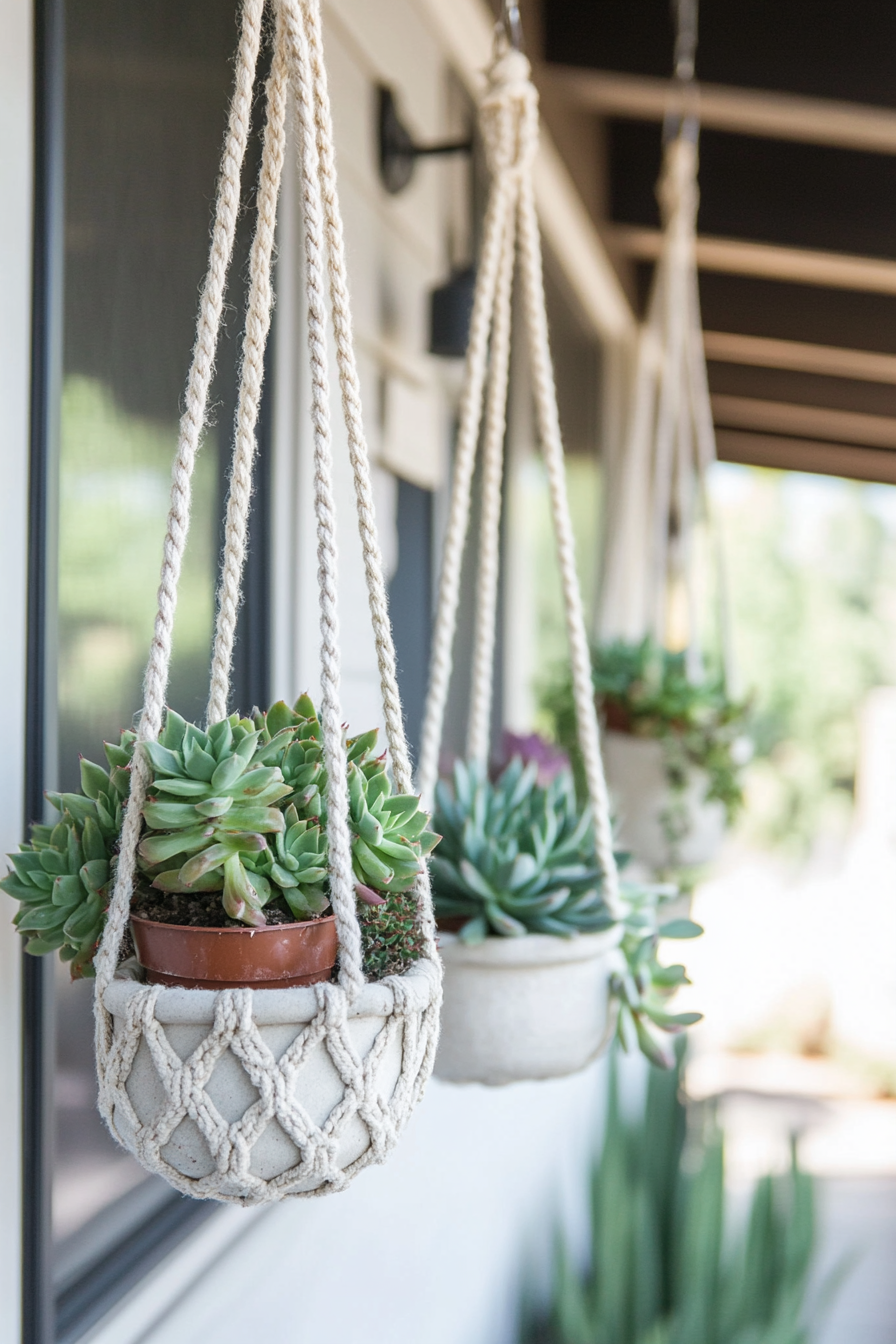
431;758;612;941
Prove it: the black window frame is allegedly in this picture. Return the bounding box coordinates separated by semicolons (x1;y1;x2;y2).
23;0;273;1337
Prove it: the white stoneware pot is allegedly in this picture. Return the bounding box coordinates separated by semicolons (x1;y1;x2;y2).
603;730;726;871
101;958;441;1203
434;928;622;1086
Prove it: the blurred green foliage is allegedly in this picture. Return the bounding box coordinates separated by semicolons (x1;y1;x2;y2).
58;376;218;788
712;467;896;852
520;1046;833;1344
541;638;749;827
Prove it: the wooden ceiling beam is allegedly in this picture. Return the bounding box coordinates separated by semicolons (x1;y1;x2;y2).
703;331;896;384
715;429;896;485
549;67;896;156
611;226;896;294
711;394;896;449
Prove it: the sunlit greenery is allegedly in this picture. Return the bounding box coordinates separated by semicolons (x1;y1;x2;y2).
711;465;896;852
527;456;896;855
58;376;218;787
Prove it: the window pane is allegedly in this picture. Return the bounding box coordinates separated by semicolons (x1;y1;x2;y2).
53;0;245;1285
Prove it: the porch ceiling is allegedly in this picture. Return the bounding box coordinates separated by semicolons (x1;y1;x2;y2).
532;0;896;486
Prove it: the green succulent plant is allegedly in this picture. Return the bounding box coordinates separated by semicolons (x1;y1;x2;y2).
542;636;751;834
138;710;293;927
430;755;703;1067
4;696;439;980
612;884;704;1069
140;698;438;966
520;1044;836;1344
0;734;135;978
251;696;438;911
251;803;329;921
430;757;614;942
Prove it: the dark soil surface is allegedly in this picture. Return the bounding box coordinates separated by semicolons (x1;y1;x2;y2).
131;889;325;929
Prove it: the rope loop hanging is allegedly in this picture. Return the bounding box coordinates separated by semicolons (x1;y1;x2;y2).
598;0;734;690
417;34;622;919
91;0;440;1205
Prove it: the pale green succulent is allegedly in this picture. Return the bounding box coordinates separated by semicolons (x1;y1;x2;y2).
138;710;292;926
253;695;328;817
250;803;329;921
1;735;135;977
612;884;704;1069
347;758;439;895
5;695;440;981
252;697;438;898
430;757;614;941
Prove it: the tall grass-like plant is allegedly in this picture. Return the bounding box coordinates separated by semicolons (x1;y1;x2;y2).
520;1046;837;1344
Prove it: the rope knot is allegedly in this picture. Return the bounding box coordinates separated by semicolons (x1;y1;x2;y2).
479;46;539;181
657;136;699;230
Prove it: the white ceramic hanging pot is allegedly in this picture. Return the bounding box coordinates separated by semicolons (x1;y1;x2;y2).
603;731;726;871
102;960;440;1202
433;928;622;1086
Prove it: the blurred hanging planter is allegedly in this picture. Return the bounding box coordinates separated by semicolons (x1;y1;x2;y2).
545;637;751;874
591;3;750;877
416;17;701;1086
1;0;442;1203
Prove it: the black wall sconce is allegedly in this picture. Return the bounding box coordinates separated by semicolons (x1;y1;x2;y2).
429;266;476;359
378;85;473;196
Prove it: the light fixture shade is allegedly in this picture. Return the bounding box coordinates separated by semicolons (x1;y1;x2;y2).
429;266;476;358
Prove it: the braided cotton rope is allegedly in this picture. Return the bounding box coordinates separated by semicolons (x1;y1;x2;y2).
290;0;438;961
93;0;440;1202
466;207;516;766
94;0;267;1031
418;43;621;916
416;176;513;800
285;0;363;994
206;22;289;727
597;134;735;694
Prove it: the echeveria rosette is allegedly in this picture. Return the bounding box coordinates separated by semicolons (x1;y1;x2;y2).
430;757;614;942
612;883;704;1069
138;711;292;927
347;760;439;896
141;699;439;943
253;695;328;818
250;804;329;921
1;734;136;978
253;698;438;900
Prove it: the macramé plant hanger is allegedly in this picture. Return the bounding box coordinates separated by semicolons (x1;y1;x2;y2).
89;0;441;1204
593;0;743;873
416;10;699;1085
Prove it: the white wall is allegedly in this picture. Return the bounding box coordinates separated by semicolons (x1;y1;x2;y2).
98;1066;608;1344
0;0;32;1336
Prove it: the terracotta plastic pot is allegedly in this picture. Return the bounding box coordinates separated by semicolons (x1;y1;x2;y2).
130;913;338;990
434;927;622;1086
603;730;726;871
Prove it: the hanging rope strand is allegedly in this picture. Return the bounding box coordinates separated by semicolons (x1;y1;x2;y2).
297;0;438;958
516;177;621;915
417;181;513;804
300;0;409;793
207;19;290;725
466;207;516;766
94;0;267;1011
283;0;363;995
